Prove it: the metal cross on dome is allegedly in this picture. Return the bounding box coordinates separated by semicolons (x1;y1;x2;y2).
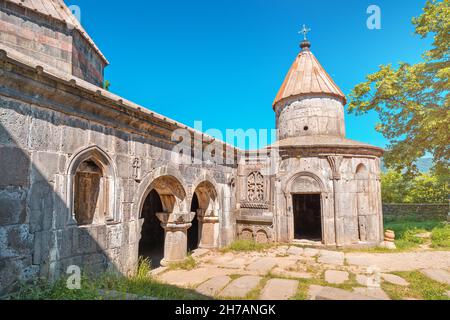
299;24;311;41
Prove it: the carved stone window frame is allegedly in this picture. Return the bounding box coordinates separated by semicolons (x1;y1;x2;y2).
67;146;119;226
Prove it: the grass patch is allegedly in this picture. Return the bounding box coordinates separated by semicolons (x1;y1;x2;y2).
167;255;198;271
382;271;450;300
385;219;449;250
221;240;273;253
431;224;450;249
8;258;206;300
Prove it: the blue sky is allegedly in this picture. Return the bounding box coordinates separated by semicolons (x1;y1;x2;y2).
67;0;431;149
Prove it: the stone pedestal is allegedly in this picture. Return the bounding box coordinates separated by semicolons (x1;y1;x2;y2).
156;212;195;266
198;215;219;249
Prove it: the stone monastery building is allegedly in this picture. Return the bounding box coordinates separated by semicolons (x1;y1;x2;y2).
0;0;384;294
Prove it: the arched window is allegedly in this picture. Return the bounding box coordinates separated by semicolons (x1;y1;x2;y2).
74;159;108;225
247;171;265;202
67;146;116;226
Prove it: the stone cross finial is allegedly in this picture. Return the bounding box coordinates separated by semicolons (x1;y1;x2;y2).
299;24;311;41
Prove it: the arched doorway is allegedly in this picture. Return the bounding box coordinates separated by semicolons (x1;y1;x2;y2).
188;193;200;251
138;175;187;267
286;173;325;242
139;189;165;267
189;181;219;249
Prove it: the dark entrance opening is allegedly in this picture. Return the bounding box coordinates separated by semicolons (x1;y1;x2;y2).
188;193;200;252
139;189;165;268
293;194;322;240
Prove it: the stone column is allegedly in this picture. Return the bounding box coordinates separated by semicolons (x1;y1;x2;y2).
156;212;195;266
198;211;219;249
327;156;344;247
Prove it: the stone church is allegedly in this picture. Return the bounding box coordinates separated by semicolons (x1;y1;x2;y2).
0;0;384;294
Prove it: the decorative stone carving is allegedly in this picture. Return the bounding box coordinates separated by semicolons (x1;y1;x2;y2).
240;229;254;241
247;171;265;202
240;202;269;210
256;230;269;244
132;158;141;181
327;156;343;180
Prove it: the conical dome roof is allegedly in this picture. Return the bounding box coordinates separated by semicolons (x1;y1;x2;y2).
273;42;346;107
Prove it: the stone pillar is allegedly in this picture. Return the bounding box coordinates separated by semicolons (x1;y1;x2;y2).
198;211;219;249
327;156;344;247
156;212;195;266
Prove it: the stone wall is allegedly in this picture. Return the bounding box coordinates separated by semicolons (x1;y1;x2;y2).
275;95;346;140
0;53;236;295
0;1;105;86
383;204;448;220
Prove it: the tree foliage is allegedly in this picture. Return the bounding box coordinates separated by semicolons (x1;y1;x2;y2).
348;0;449;178
382;170;449;203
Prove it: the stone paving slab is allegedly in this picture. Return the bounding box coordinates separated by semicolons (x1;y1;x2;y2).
355;274;369;287
318;250;345;265
420;269;450;285
219;258;248;270
303;248;319;257
345;251;450;272
272;257;298;270
259;278;298;300
353;287;390;300
149;267;168;277
324;270;349;284
219;276;262;298
287;246;304;255
246;258;278;275
158;267;237;287
196;276;232;297
191;248;210;258
271;267;313;279
312;286;375;300
381;273;409;286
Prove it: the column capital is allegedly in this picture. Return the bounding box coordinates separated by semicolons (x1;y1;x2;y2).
156;212;195;230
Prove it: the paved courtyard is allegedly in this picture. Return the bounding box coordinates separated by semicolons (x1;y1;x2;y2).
151;247;450;300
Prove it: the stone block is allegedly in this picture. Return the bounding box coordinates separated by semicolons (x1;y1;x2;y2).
73;227;98;255
0;256;32;296
0;99;31;148
107;224;124;249
0;146;30;187
60;118;89;153
29;112;61;152
31;151;61;182
28;180;54;233
0;224;33;259
0;188;27;226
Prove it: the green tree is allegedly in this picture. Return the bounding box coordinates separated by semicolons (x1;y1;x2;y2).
103;80;111;91
381;170;411;203
382;170;449;203
406;173;449;203
348;0;449;177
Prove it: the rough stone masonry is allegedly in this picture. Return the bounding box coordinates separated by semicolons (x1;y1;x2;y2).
0;0;384;295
